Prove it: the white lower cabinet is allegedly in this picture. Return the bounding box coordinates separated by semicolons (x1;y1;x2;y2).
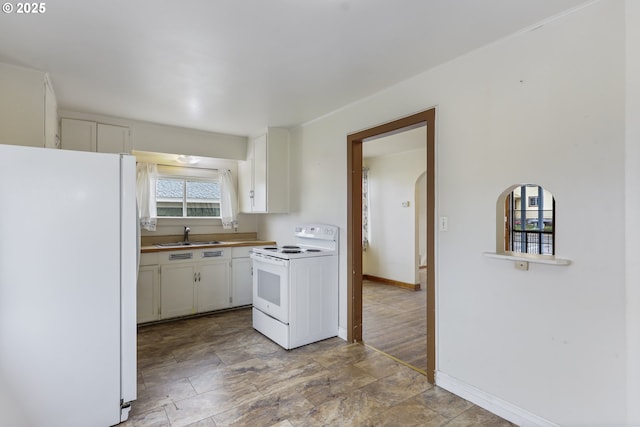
197;254;231;312
158;249;231;320
137;245;263;323
137;253;160;324
231;247;254;307
137;265;160;324
161;262;197;319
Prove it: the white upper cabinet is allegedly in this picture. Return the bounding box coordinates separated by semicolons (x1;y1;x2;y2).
61;118;130;153
0;63;58;148
239;128;289;213
61;119;96;152
97;123;130;153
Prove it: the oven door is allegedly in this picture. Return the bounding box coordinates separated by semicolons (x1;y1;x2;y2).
251;252;289;323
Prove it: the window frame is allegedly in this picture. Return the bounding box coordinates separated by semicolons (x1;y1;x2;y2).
505;185;555;256
487;185;570;266
155;165;221;219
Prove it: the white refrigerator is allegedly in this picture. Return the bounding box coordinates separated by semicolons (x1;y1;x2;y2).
0;144;137;427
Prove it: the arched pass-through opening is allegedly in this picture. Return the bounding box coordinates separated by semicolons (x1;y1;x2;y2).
347;108;436;383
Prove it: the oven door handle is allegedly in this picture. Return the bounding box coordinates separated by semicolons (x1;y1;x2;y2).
250;252;288;266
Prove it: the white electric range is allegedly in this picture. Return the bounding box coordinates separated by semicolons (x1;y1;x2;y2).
251;224;339;349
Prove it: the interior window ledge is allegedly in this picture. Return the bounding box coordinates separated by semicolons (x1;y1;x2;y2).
483;251;571;266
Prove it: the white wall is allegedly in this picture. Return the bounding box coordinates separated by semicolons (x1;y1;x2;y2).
259;1;632;424
625;0;640;424
363;148;426;284
134;121;247;160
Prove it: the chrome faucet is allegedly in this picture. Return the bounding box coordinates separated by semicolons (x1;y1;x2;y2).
183;226;191;243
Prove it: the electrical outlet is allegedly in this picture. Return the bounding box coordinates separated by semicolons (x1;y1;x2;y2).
515;261;529;271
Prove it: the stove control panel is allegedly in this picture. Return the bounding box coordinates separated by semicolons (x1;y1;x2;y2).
295;225;336;235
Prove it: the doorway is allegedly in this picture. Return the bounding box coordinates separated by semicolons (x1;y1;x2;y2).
347;108;436;382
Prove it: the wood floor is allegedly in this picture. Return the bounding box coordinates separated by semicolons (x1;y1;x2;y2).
123;297;514;426
362;278;427;373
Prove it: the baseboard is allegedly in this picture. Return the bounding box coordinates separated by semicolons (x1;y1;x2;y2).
435;371;559;427
363;274;420;291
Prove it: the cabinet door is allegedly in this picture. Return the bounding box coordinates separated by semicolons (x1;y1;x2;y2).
252;134;268;212
61;119;96;151
44;79;58;149
197;260;230;312
231;257;252;307
137;265;159;323
97;123;130;153
265;128;290;213
238;156;253;213
161;264;196;319
0;63;47;147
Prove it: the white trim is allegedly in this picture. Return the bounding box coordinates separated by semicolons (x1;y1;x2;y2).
435;371;559;427
338;326;348;341
483;251;570;266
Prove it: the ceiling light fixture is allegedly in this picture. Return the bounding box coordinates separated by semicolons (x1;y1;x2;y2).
176;155;199;165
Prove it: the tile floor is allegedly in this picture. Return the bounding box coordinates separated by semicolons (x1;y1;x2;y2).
123;308;515;427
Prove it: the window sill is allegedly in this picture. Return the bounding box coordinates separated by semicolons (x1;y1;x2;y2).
483;251;571;266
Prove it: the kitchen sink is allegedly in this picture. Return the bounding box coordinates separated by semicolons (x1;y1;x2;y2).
154;241;220;248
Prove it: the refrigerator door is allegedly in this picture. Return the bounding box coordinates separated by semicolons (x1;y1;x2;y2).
0;145;132;427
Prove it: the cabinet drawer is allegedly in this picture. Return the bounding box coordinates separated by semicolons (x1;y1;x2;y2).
231;246;253;258
199;248;230;260
139;252;159;266
232;246;270;258
159;250;197;264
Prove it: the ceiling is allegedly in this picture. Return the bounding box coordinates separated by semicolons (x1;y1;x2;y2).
0;0;591;137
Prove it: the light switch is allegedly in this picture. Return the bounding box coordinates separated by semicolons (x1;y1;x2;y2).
402;201;410;207
439;216;448;231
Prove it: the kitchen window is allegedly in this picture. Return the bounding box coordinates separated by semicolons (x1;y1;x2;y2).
156;166;220;218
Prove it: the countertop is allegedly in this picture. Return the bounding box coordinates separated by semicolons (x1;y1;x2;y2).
140;240;276;253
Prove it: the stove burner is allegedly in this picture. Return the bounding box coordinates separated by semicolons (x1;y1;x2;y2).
264;247;278;250
282;249;302;254
305;249;321;252
282;245;300;249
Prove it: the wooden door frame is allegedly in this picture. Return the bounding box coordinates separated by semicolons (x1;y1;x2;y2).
347;108;436;383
